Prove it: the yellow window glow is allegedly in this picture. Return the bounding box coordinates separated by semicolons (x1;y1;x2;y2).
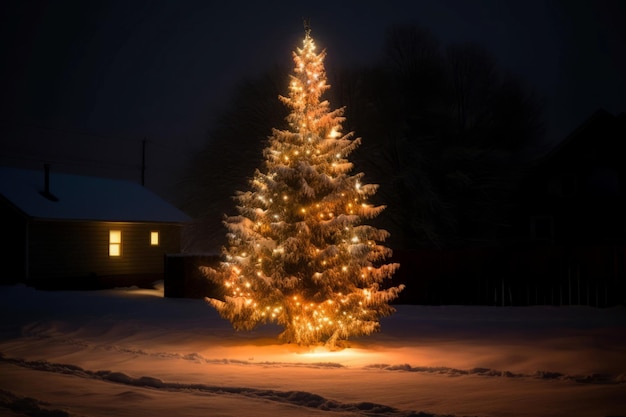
109;230;121;257
150;231;159;246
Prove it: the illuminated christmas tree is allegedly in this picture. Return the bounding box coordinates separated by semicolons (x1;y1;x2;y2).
204;22;403;348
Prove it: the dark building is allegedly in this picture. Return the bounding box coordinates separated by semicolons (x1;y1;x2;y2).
0;166;190;289
393;109;626;306
516;109;626;245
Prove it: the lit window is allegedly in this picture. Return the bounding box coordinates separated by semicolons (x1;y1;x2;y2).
150;231;159;246
109;230;121;256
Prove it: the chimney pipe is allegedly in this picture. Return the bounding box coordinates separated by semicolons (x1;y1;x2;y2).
44;163;50;194
40;163;58;202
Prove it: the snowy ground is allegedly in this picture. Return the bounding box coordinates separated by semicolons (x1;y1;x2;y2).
0;283;625;417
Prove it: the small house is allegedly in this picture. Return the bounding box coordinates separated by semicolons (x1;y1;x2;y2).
0;165;190;289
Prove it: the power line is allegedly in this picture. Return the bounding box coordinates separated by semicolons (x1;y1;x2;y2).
0;120;195;153
0;119;137;145
0;152;139;171
0;151;184;173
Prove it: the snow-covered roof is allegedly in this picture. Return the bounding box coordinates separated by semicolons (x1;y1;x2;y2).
0;166;190;223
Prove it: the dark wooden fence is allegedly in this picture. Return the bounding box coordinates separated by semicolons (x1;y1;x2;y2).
391;246;626;306
165;247;626;306
164;253;221;298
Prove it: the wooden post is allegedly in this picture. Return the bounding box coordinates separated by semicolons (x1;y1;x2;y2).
141;138;147;186
577;267;580;306
568;267;572;306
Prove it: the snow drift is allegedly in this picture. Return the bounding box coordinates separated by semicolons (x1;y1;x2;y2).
0;284;625;416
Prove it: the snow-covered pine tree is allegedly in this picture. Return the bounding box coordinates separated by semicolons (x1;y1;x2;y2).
204;23;403;348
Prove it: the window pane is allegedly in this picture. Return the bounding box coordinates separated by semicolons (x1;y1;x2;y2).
150;231;159;246
109;230;121;256
109;243;120;257
110;230;121;244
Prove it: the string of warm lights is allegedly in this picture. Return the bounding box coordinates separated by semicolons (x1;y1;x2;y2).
204;25;403;348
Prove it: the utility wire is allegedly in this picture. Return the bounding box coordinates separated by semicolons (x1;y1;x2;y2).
0;120;193;153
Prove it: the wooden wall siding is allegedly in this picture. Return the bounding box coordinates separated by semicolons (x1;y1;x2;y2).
28;220;182;280
0;198;27;282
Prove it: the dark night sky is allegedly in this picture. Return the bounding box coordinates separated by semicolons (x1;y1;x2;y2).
1;0;625;202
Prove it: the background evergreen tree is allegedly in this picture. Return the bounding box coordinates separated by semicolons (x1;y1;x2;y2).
203;25;403;348
334;24;544;249
181;23;544;253
180;68;288;252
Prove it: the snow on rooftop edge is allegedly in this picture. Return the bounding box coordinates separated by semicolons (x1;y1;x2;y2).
0;166;191;223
